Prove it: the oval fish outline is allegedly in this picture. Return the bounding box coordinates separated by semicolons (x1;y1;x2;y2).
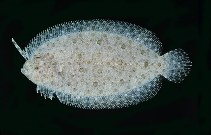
12;20;192;109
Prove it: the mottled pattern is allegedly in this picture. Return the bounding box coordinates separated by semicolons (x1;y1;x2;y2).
17;19;192;109
0;0;206;134
23;31;163;97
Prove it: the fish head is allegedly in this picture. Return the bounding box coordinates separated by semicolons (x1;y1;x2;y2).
21;53;47;81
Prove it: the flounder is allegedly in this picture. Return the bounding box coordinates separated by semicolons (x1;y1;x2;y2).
12;20;192;109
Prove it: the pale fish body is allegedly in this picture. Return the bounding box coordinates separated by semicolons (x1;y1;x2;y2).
12;20;192;109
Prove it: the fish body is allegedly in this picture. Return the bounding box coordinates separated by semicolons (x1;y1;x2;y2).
12;20;192;109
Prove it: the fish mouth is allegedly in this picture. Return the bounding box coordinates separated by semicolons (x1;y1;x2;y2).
21;67;30;79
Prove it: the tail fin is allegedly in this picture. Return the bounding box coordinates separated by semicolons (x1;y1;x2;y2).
12;38;28;60
162;49;192;83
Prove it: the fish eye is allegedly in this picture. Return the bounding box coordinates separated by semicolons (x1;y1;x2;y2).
157;62;161;67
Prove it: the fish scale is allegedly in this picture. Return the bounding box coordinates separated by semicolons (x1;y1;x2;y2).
12;20;192;109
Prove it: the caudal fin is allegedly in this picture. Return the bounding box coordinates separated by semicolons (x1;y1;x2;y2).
162;49;192;83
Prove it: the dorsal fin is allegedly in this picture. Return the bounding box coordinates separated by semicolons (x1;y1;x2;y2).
25;20;162;59
12;38;28;60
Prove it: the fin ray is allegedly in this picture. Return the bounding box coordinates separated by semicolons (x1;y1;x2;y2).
12;38;28;60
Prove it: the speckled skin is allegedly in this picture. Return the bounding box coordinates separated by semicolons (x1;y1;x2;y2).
21;31;165;97
13;20;191;109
